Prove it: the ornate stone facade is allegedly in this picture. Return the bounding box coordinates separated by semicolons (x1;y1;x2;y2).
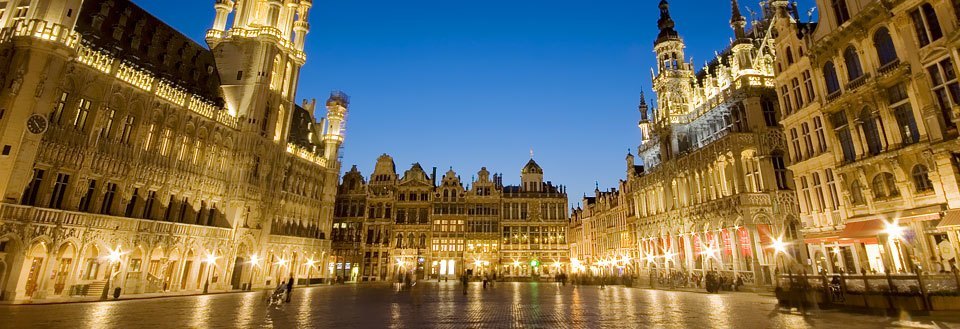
773;0;960;275
331;155;569;282
569;0;798;286
0;0;346;301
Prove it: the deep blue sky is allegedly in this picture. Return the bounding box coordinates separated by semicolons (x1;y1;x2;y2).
132;0;816;206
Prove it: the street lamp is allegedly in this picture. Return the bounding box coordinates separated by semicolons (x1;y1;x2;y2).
203;253;218;294
247;254;260;291
101;247;123;300
884;221;906;272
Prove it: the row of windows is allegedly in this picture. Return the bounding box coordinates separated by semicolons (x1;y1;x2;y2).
789;116;828;162
831;83;922;164
21;169;223;226
847;165;935;206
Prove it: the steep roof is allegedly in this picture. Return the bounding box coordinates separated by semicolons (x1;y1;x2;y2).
521;159;543;175
75;0;224;105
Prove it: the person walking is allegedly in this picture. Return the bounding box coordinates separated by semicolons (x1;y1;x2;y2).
460;273;469;295
285;276;294;303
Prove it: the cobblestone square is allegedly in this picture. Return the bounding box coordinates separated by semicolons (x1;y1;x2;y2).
2;283;959;328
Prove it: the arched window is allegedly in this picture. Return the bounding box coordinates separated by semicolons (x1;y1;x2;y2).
850;179;865;205
396;233;403;248
785;46;794;65
873;27;898;66
823;61;841;95
843;46;863;80
871;172;900;199
419;233;427;248
859;107;885;156
912;165;934;192
407;233;416;249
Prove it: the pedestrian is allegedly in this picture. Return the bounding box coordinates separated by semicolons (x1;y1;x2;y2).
461;273;469;295
285;276;294;303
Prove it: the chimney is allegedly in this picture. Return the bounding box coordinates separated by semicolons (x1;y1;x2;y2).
431;167;437;186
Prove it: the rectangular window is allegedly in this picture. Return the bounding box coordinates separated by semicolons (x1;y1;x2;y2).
813;116;828;153
120;116;135;144
927;59;959;129
79;180;96;212
831;112;856;163
812;173;826;212
101;108;115;139
800;176;812;214
143;190;157;219
100;183;118;215
159;129;172;156
780;85;793;114
144;124;156;150
791;78;804;109
790;128;802;162
802;70;816;102
826;169;840;211
911;4;943;47
801;122;815;157
21;169;45;206
894;104;920;145
73;99;90;130
49;174;70;209
50;92;68;124
772;154;789;190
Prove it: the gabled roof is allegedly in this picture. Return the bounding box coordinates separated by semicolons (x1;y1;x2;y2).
521;159;543;174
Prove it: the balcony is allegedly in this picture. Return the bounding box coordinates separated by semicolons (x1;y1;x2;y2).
0;203;233;240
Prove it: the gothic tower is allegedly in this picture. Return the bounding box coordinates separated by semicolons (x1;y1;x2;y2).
650;0;694;161
205;0;312;141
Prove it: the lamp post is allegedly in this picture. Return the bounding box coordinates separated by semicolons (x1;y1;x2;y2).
247;254;260;291
203;253;218;294
884;221;905;273
100;247;123;300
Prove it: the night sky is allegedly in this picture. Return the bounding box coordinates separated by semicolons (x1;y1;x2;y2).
131;0;817;206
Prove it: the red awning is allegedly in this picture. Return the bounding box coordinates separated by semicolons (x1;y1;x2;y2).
937;209;960;228
839;219;885;240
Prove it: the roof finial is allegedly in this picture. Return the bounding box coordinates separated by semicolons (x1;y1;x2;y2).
730;0;747;39
530;148;534;159
655;0;680;45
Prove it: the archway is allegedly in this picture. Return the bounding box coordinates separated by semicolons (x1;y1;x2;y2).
0;237;20;301
164;247;181;291
53;243;77;295
21;241;48;298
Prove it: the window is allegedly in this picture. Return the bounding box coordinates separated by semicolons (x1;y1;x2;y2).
49;173;70;209
859;107;886;156
800;176;813;213
144;124;156;150
893;104;919;145
843;46;863;81
100;183;118;215
872;172;900;199
927;59;960;129
826;169;840;211
791;78;803;110
831;112;856;163
21;169;44;206
802;70;816;102
762;96;778;127
790;128;802;162
801;122;814;157
120;115;135;144
911;3;943;47
50;92;68;124
912;165;934;192
873;28;898;66
850;179;865;205
780;85;793;114
813;116;828;153
73;99;90;130
159;129;172;156
79;180;96;212
125;188;139;217
772;151;789;190
11;0;28;23
831;0;850;25
143;190;157;219
101;108;115;139
813;172;826;212
823;62;841;95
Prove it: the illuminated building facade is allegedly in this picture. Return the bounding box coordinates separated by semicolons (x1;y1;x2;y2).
0;0;346;301
332;155;569;281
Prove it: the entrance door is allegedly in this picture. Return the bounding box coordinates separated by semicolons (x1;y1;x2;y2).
24;257;43;297
54;258;72;295
230;257;244;290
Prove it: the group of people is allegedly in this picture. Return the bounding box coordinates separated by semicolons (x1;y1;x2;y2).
703;269;744;293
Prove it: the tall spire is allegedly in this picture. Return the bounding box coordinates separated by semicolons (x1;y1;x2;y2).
730;0;747;40
655;0;680;45
638;90;649;121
